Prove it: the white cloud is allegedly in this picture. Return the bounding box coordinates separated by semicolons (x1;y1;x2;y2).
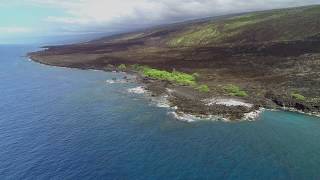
28;0;320;33
46;16;89;25
0;27;32;34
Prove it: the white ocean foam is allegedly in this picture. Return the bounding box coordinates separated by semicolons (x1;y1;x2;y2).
152;95;171;108
127;86;147;94
168;112;198;122
203;98;253;108
281;107;320;118
168;112;227;122
127;86;173;109
243;108;264;121
106;79;128;84
106;80;116;84
169;108;265;122
150;89;175;108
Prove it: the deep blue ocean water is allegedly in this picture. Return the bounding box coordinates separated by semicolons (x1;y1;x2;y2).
1;45;320;179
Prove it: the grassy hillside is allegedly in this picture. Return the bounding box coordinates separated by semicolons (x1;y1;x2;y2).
93;5;320;47
167;5;320;46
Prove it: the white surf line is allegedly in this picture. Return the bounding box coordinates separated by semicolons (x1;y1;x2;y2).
203;98;253;108
127;86;147;94
243;108;265;121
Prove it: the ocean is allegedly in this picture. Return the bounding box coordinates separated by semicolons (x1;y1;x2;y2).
1;44;320;179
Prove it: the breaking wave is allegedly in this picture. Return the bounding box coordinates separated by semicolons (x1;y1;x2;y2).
203;98;253;108
243;108;265;121
127;86;147;94
167;112;227;122
106;79;128;84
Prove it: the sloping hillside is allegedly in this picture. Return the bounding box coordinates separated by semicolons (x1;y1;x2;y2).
90;5;320;47
29;5;320;118
167;5;320;46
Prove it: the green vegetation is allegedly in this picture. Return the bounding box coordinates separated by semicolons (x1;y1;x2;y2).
167;5;320;47
131;68;237;93
167;14;272;47
142;67;196;86
291;92;306;101
118;64;126;71
130;65;210;91
224;84;248;97
141;67;213;93
224;19;261;31
168;25;221;46
196;84;210;93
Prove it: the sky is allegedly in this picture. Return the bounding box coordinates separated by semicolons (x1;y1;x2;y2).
0;0;319;43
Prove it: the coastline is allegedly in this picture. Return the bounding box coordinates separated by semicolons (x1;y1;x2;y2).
26;4;320;122
29;55;320;122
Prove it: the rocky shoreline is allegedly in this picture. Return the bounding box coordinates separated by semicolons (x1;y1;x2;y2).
107;68;320;121
26;5;320;121
30;54;320;121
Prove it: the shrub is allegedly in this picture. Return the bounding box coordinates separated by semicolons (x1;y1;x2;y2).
142;67;196;86
232;91;248;97
291;92;306;101
224;84;248;97
196;84;210;93
118;64;126;71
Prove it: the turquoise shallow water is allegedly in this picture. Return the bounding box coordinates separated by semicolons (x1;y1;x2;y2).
1;45;320;179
